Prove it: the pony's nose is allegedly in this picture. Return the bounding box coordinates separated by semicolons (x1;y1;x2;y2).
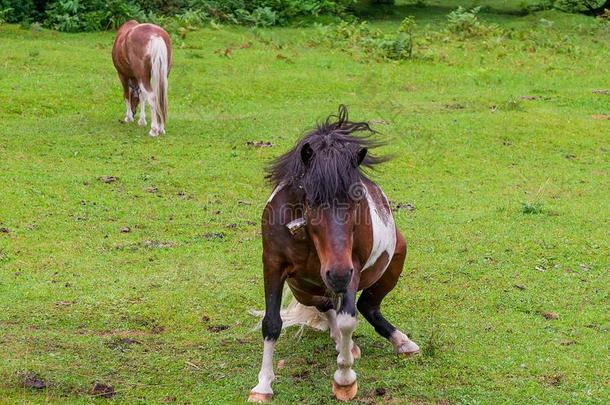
326;268;353;293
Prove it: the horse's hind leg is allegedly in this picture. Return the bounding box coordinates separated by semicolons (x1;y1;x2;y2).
137;84;147;126
249;260;285;403
138;82;160;136
119;74;134;122
357;232;420;356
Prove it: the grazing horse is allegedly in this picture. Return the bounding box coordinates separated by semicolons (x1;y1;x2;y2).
249;106;419;402
112;20;172;137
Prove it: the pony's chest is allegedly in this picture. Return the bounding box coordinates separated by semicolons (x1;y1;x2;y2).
361;186;396;272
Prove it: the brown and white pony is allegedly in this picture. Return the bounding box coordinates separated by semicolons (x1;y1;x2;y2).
249;106;419;402
112;20;172;137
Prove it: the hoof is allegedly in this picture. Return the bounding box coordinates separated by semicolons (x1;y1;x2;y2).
149;129;159;137
332;381;357;401
138;119;147;126
351;344;361;359
124;116;134;123
400;349;420;358
248;392;272;403
392;333;420;356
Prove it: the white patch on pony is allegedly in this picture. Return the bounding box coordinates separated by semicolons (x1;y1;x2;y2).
362;183;396;273
250;292;329;335
326;309;341;351
251;339;276;395
266;183;284;205
138;82;159;137
138;87;147;126
334;313;357;386
124;99;134;122
390;330;420;355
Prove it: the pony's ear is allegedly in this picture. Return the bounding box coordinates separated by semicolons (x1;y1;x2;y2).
301;143;313;166
356;147;368;166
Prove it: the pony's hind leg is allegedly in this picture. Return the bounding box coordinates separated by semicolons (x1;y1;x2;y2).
356;232;420;356
119;75;134;122
139;82;160;136
138;86;147;127
249;260;286;403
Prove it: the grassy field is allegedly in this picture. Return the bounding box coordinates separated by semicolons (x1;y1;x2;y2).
0;1;609;403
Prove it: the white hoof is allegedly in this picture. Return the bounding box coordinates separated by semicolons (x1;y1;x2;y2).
149;128;160;137
124;116;134;123
138;118;147;126
390;330;420;355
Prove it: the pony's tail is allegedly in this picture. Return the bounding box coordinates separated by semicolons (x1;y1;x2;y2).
149;36;168;127
250;288;329;337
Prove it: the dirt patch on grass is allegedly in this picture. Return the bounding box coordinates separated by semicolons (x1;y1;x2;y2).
20;372;47;390
90;382;115;398
539;373;565;387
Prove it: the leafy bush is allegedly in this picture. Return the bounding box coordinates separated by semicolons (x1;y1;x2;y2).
446;6;496;38
314;16;417;61
0;0;356;31
44;0;144;32
0;7;11;24
528;0;610;14
0;0;40;23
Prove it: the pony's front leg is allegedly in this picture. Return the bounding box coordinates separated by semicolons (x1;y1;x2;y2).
326;308;360;359
249;263;285;403
332;288;359;401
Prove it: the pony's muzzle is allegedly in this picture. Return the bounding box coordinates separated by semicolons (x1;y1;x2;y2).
325;268;353;294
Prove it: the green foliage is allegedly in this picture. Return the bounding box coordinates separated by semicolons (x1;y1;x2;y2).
521;201;545;214
446;6;500;38
315;16;418;61
44;0;144;32
0;0;355;31
528;0;610;14
0;7;12;24
0;0;39;23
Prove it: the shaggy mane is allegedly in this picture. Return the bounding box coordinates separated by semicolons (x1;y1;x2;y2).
267;105;387;205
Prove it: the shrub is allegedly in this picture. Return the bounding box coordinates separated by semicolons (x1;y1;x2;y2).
446;6;500;39
1;0;356;31
0;0;40;24
44;0;144;32
315;16;418;61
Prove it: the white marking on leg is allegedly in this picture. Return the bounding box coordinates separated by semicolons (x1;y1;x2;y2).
124;99;134;122
251;339;276;395
390;330;420;355
138;87;147;126
326;309;341;351
147;91;159;136
362;183;396;273
334;313;357;386
140;83;159;136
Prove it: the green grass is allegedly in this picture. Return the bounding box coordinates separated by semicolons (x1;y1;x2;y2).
0;3;609;404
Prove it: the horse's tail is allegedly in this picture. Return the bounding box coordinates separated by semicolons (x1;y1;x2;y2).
149;36;168;126
250;288;329;336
